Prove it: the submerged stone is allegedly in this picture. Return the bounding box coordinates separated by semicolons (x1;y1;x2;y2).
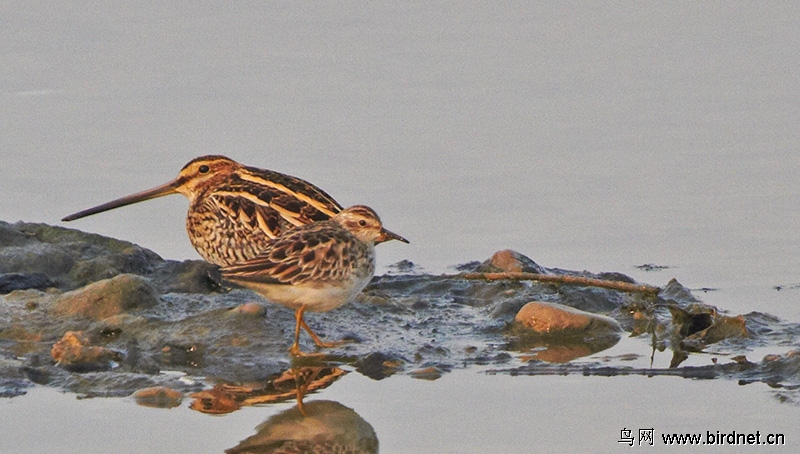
410;366;444;380
53;274;159;319
353;352;405;380
133;386;184;408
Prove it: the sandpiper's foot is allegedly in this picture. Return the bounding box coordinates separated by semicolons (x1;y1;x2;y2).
288;345;327;358
299;316;354;349
313;338;353;349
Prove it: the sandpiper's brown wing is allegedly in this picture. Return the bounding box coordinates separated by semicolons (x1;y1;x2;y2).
220;222;365;286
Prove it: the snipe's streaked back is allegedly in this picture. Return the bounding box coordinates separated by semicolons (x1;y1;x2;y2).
62;155;343;266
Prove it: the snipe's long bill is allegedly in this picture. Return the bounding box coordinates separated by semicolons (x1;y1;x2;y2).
62;155;344;266
62;179;180;222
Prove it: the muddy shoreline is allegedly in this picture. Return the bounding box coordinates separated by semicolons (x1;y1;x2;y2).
1;220;799;404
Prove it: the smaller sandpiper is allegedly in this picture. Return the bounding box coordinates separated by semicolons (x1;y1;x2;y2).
220;205;408;356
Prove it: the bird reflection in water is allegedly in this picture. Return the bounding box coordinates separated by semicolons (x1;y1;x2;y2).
190;365;346;415
226;399;378;454
187;364;379;453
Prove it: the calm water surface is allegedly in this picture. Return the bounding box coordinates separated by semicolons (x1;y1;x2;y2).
1;370;797;454
2;2;799;452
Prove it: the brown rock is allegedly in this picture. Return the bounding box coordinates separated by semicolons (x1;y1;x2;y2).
410;366;444;380
51;330;119;371
133;387;184;409
227;302;267;316
482;249;548;274
515;301;622;335
682;313;748;347
53;274;158;319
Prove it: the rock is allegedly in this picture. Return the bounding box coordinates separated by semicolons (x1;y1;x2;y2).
514;301;622;336
0;220;164;290
51;331;120;372
681;312;749;349
761;350;800;379
0;272;54;293
354;352;405;380
0;222;31;247
659;278;700;303
132;386;184;408
669;305;714;337
228;302;267;316
510;302;623;362
149;260;222;294
558;285;626;313
387;259;418;273
161;343;205;368
53;274;159;319
0;243;75;280
410;366;444;380
596;272;637;283
479;249;548;274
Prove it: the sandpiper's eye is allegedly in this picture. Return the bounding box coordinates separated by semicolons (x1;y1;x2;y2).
358;220;367;226
198;165;210;174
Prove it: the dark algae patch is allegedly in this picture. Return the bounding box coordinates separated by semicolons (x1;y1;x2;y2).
1;221;799;404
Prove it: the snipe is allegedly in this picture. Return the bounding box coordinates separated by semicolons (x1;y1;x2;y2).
63;155;343;266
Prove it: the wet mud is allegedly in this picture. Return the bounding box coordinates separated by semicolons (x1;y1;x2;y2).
1;220;799;405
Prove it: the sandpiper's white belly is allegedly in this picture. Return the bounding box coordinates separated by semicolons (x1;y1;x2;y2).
237;273;373;312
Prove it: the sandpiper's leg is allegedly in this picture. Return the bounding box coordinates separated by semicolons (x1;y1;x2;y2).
289;306;306;356
299;317;346;349
289;305;351;356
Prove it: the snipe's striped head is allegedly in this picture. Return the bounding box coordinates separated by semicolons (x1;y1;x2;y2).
170;155;242;199
62;155;344;266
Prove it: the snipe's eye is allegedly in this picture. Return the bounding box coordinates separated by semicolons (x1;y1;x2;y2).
358;220;367;226
198;165;210;174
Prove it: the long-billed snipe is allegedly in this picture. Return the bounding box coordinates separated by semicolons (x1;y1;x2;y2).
62;155;343;266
